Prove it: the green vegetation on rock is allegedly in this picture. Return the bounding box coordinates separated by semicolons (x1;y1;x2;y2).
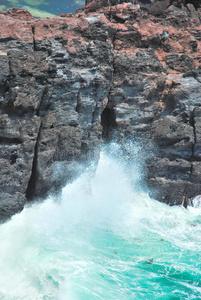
0;0;85;17
22;5;55;17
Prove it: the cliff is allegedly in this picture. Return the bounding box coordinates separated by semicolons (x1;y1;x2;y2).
0;0;201;220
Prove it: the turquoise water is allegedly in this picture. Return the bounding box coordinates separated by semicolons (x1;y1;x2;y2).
0;144;201;299
0;0;85;17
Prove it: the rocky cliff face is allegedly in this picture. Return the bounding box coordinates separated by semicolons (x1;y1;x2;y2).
0;0;201;220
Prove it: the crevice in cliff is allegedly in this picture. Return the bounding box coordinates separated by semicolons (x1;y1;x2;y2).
75;91;81;113
189;109;196;175
26;122;42;201
36;86;48;117
31;25;36;51
25;87;48;200
7;55;13;79
101;107;117;141
100;30;117;142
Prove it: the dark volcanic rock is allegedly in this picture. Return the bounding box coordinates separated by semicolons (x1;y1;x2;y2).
1;0;201;219
82;0;201;205
0;10;113;219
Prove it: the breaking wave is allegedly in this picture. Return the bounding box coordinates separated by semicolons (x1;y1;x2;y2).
0;143;201;299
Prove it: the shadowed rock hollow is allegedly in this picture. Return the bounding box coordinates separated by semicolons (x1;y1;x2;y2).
1;0;201;219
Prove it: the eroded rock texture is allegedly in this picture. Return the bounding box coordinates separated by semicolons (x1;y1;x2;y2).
0;8;113;220
82;0;201;205
0;0;201;219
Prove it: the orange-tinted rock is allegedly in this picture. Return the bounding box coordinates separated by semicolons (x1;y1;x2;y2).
1;0;201;219
1;8;34;20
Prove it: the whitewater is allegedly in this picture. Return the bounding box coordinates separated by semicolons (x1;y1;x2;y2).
0;143;201;300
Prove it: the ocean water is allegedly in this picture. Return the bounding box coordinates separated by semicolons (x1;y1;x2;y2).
0;0;85;17
0;143;201;299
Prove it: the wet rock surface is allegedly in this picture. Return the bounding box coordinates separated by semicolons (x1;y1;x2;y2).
1;0;201;219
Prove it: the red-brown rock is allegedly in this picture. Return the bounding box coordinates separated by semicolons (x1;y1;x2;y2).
1;0;201;219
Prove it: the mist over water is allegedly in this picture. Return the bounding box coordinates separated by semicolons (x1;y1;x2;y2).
0;143;201;299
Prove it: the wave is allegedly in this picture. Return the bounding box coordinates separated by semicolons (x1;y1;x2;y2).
0;143;201;299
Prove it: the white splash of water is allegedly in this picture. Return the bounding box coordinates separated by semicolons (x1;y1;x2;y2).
0;145;201;299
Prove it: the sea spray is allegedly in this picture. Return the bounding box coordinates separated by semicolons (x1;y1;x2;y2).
0;144;201;299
